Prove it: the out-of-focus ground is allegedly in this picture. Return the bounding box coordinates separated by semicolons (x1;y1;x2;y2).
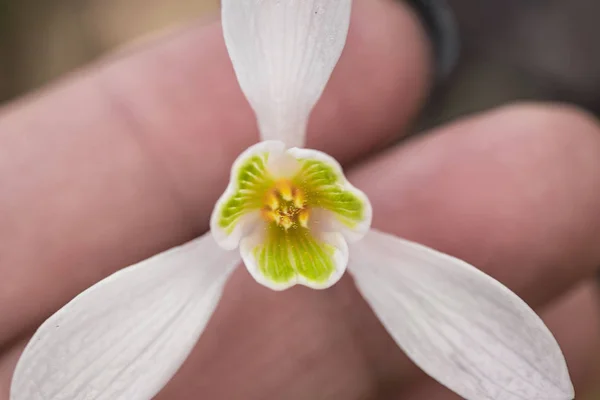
0;0;598;398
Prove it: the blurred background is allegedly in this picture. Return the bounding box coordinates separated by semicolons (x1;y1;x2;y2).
0;0;598;397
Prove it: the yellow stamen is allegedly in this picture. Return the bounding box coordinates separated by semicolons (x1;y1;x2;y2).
280;216;293;230
262;209;280;224
293;188;305;209
265;191;280;210
276;180;293;201
298;209;310;228
262;179;310;230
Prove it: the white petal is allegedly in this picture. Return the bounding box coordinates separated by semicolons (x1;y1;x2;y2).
348;229;574;400
287;147;372;243
222;0;352;148
11;233;241;400
211;140;286;250
240;223;348;291
266;150;301;179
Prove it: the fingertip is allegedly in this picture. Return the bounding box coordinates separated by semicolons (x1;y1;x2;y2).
541;281;600;394
350;102;600;307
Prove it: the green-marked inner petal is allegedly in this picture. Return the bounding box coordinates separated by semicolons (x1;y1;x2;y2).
253;225;337;285
218;154;274;233
293;159;365;228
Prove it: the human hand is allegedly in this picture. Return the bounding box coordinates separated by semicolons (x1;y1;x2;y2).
1;1;599;399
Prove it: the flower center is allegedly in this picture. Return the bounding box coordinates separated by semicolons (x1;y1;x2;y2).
261;179;309;230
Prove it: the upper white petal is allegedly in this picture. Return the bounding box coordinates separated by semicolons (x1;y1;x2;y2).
11;232;241;400
222;0;352;148
348;229;574;400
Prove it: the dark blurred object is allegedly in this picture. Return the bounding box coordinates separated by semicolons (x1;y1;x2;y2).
0;0;15;100
443;0;600;115
405;0;459;82
0;0;106;103
0;0;216;104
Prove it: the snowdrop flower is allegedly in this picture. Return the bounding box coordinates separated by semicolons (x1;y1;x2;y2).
211;140;371;291
11;1;574;400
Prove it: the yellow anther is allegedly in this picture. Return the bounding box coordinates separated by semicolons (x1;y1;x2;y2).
280;216;293;230
262;180;310;230
298;209;310;228
275;180;293;201
262;210;281;224
265;191;280;210
293;188;305;209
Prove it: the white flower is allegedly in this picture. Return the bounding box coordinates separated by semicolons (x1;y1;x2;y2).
10;1;574;400
210;141;371;291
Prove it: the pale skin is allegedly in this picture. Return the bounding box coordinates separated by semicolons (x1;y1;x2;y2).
1;0;600;398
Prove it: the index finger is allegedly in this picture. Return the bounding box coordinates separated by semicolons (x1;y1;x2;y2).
0;0;430;344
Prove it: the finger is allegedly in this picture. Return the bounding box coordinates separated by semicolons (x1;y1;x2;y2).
152;103;600;399
0;0;430;344
0;338;26;398
400;280;600;400
346;102;600;388
355;102;600;306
